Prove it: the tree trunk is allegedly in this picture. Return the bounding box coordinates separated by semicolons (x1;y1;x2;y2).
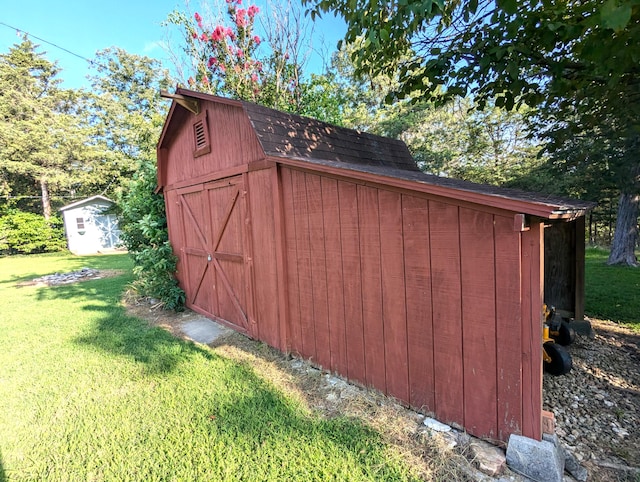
607;192;639;266
40;177;51;220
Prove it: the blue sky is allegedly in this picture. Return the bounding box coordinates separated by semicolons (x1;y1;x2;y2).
0;0;345;89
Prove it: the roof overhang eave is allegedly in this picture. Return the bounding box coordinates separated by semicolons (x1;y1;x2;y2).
269;155;595;220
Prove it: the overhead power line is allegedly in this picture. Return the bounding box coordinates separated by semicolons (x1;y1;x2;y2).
0;21;104;69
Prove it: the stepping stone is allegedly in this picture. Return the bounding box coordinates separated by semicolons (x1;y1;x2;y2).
181;318;231;344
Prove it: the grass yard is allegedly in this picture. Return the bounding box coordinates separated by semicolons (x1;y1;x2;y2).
585;247;640;330
1;247;638;481
0;253;426;482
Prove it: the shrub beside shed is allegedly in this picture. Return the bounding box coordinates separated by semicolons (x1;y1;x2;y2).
157;88;593;443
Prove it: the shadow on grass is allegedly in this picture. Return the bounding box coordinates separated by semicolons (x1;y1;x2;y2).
28;277;409;478
0;447;6;482
0;271;48;286
197;363;405;479
34;275;214;376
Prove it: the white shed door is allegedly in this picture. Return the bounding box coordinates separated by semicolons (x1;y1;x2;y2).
94;214;119;249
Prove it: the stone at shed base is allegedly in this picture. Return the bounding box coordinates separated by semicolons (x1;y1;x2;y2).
422;417;451;432
570;318;593;337
469;439;506;476
506;434;564;482
564;449;588;482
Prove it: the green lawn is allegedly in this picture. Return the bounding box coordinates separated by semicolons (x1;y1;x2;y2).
0;253;423;482
2;248;637;480
585;247;640;330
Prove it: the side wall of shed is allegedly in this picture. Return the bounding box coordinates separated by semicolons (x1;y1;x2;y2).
279;166;543;442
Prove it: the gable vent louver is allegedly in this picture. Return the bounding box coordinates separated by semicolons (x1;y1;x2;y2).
192;112;211;157
194;121;206;150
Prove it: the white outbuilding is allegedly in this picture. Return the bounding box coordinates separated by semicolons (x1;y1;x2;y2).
59;195;122;255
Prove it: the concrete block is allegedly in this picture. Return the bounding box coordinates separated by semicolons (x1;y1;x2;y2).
506;434;564;482
182;318;231;344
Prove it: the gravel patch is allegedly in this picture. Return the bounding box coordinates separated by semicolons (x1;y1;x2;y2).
543;318;640;481
17;268;122;287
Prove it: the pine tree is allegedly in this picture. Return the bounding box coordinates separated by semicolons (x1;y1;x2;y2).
0;39;84;218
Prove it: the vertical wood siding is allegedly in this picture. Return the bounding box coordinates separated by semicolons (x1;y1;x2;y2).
321;177;348;375
246;169;280;349
460;208;497;437
338;182;366;382
402;195;435;412
495;215;524;440
280;167;528;441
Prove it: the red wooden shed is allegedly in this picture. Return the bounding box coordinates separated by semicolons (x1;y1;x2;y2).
157;88;592;443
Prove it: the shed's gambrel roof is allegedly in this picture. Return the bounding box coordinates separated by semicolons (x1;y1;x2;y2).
158;88;594;219
242;102;419;172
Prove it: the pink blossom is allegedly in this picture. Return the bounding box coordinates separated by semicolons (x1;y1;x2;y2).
200;32;208;42
219;64;226;73
253;35;261;45
255;61;263;71
191;32;198;39
208;57;217;67
194;12;202;22
235;9;247;27
251;73;258;82
224;28;236;41
202;76;210;85
188;76;195;86
211;25;225;42
247;5;260;17
237;48;244;58
236;0;242;4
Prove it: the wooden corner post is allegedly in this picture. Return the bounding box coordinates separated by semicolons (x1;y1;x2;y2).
520;219;544;441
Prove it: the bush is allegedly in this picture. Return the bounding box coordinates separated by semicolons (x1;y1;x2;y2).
118;159;185;310
0;211;67;255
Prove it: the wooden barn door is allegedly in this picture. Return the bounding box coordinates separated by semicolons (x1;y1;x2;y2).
176;176;254;335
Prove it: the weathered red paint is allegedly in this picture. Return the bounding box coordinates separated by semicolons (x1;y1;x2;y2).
158;88;591;443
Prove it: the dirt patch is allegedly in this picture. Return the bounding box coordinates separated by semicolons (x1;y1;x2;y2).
16;269;125;287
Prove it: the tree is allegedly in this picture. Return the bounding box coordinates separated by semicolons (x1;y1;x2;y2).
165;0;316;114
306;0;640;265
85;48;171;198
0;39;89;218
85;48;184;308
313;44;543;186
